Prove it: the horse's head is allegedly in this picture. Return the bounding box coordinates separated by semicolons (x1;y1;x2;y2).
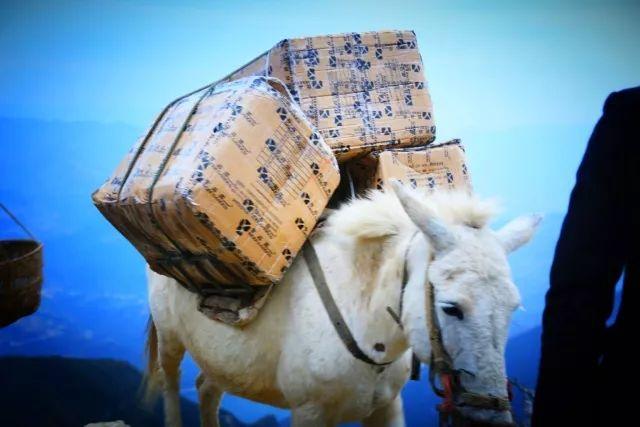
393;182;540;426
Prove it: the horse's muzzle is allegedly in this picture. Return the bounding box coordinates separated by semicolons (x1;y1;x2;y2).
450;407;515;427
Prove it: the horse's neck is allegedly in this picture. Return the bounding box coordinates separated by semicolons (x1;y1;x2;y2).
313;231;411;362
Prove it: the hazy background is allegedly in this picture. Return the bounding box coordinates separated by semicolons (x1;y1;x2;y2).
1;0;639;425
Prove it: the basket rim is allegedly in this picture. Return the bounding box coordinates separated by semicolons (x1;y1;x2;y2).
0;239;43;267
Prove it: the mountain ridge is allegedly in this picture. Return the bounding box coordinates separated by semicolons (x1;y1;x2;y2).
0;355;279;427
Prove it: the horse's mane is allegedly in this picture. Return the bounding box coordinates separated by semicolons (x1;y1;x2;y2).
325;188;498;242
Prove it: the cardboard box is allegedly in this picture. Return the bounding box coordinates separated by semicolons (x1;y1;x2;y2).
93;77;340;292
221;30;435;161
347;139;471;194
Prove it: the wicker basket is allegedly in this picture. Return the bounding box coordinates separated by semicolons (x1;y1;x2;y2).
0;204;43;327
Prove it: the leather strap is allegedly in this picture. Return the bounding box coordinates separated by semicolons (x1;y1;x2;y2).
426;280;454;373
302;240;390;367
458;391;511;412
410;352;421;381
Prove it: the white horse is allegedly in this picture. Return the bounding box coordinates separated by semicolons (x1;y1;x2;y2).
144;183;540;426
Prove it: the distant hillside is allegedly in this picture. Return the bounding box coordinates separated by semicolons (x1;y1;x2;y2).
0;356;279;427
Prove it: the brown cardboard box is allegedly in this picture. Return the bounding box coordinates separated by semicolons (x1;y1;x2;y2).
221;30;436;161
347;139;471;194
93;77;340;294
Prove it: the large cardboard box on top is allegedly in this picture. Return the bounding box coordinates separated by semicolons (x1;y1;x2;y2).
348;139;471;194
92;77;340;318
221;30;436;161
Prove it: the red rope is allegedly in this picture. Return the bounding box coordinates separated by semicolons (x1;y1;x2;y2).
437;374;456;413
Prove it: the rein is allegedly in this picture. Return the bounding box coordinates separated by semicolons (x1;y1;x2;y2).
303;234;512;424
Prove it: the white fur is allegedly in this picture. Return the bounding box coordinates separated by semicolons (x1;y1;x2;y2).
497;214;543;253
146;186;540;427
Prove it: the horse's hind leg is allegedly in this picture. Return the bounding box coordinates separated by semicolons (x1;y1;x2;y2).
159;334;185;427
196;372;223;427
362;395;405;427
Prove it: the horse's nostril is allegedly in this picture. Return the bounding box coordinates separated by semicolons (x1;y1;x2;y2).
455;368;476;378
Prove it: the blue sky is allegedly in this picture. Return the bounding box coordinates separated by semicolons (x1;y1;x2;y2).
3;0;639;127
2;0;639;217
1;0;639;424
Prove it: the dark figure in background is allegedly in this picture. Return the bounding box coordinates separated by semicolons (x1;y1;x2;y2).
533;87;640;426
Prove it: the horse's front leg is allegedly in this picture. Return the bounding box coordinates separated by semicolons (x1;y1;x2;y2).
196;372;223;427
291;403;334;427
362;395;406;427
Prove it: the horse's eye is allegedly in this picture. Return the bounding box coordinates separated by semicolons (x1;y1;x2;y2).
442;305;464;320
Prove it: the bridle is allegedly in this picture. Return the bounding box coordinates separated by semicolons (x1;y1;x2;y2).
425;278;513;426
303;232;513;425
395;232;513;424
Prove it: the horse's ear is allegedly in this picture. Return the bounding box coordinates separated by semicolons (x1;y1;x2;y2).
496;214;542;253
390;181;455;252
